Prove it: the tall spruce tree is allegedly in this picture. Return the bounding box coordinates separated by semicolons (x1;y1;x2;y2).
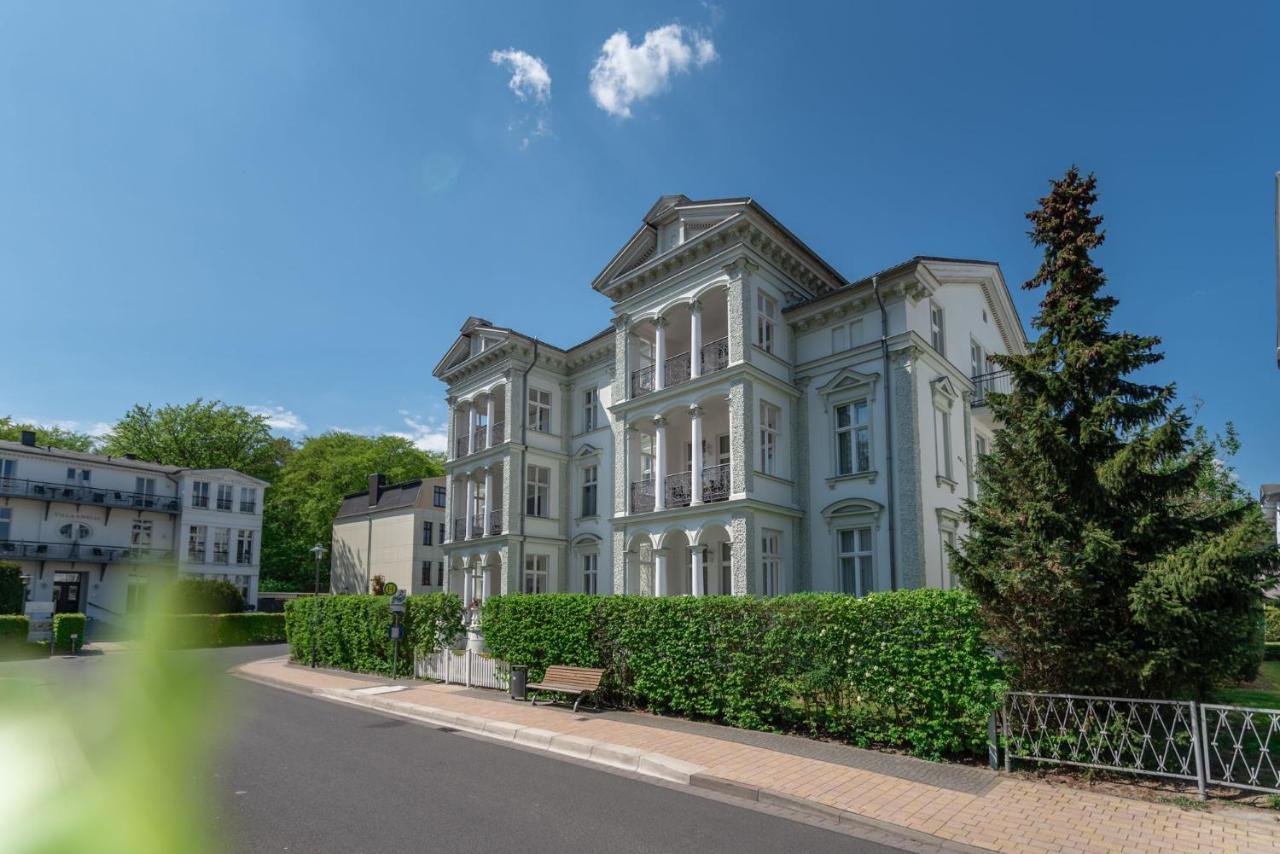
953;168;1276;698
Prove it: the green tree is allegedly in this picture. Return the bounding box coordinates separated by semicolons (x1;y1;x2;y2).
953;168;1277;698
100;400;284;482
260;432;444;589
0;416;94;452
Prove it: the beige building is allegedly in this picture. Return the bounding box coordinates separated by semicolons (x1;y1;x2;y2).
330;474;447;595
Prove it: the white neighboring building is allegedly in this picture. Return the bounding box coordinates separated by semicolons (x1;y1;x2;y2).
330;474;448;596
433;194;1026;601
0;431;267;630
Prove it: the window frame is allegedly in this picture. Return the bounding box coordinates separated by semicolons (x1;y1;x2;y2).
837;526;875;596
522;553;549;594
216;484;234;512
236;529;254;565
756;291;777;353
759;401;779;476
433;485;447;508
761;529;782;597
187;524;208;563
582;551;598;595
929;301;945;354
527;387;553;434
191;481;210;509
239;486;257;513
580;464;598;518
833;399;872;476
582;388;598;432
422;520;433;546
525;464;550;517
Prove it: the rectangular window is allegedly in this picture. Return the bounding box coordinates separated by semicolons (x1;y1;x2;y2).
433;485;447;508
187;525;207;563
239;487;256;513
421;560;431;587
941;530;956;589
527;388;552;433
838;528;875;596
212;527;231;564
583;388;597;432
834;401;871;475
525;465;550;517
191;481;210;509
438;522;445;543
756;291;777;353
422;520;433;546
0;458;15;481
720;541;732;594
66;467;89;483
759;402;779;475
937;408;954;480
0;507;12;540
761;530;782;597
135;477;155;496
975;434;988;459
216;484;234;511
831;324;849;353
236;530;254;565
582;552;598;594
436;561;444;587
522;554;548;594
970;339;985;378
930;301;945;353
581;464;598;517
131;520;153;548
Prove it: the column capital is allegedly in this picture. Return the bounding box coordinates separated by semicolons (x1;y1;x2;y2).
689;298;703;314
652;415;667;428
688;405;704;419
612;313;630;331
722;258;759;281
653;315;669;329
446;395;458;407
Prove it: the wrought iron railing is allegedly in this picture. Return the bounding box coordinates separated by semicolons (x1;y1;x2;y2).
488;509;503;536
972;369;1013;407
471;427;487;454
630;364;655;398
630;479;655;513
0;477;182;513
490;421;505;445
665;471;692;508
701;464;731;503
454;435;469;459
452;518;467;541
0;539;173;562
700;337;729;374
664;352;691;387
239;500;256;513
1201;703;1280;793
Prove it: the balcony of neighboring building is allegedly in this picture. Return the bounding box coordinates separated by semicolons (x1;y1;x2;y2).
0;476;182;513
970;369;1013;408
627;287;731;401
451;385;507;460
0;538;174;563
626;396;733;515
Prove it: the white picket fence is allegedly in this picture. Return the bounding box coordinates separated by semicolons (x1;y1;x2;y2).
416;648;509;691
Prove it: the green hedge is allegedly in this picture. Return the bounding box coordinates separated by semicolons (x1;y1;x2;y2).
0;614;29;643
481;590;1005;759
285;594;464;678
53;613;86;652
168;578;245;614
0;562;23;615
1266;606;1280;644
157;613;286;648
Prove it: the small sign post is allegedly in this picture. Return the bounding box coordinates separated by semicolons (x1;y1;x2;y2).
388;588;408;678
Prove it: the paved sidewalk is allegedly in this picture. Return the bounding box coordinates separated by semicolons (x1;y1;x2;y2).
235;657;1280;853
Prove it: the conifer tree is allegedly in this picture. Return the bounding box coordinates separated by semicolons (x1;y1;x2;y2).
953;168;1276;697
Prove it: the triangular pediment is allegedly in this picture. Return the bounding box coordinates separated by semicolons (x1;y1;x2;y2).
817;367;880;397
432;325;510;377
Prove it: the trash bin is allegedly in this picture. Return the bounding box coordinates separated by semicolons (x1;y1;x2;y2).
510;664;528;701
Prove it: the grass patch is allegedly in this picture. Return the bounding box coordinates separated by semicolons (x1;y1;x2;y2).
0;642;53;661
1214;661;1280;709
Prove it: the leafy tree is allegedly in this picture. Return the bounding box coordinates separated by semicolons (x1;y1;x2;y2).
100;400;284;482
0;562;24;614
0;416;94;452
260;432;444;589
953;168;1277;699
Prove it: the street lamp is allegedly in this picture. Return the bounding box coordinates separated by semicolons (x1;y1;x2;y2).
309;544;327;669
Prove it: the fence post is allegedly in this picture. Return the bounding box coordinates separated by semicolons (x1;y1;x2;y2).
466;650;473;688
1002;695;1013;773
988;708;1000;770
1189;700;1208;801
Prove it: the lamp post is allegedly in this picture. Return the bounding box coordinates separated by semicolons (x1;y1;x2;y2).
309;543;327;669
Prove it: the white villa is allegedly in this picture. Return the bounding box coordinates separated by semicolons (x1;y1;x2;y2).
0;431;267;632
433;195;1025;602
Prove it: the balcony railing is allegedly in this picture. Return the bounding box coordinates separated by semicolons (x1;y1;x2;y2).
700;337;729;375
239;501;256;513
664;352;691;387
630;479;655;514
455;435;469;459
665;471;692;508
0;478;182;513
488;509;503;537
630;364;655;398
453;518;467;541
701;464;731;503
212;549;230;565
490;421;505;445
454;421;506;459
472;427;488;454
972;369;1013;407
0;539;173;562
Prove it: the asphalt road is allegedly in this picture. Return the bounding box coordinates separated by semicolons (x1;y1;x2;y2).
3;646;913;853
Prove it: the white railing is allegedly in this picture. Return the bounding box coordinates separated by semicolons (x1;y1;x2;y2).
416;648;509;691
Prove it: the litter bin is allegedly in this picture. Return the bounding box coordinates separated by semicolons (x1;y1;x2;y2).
510;664;528;701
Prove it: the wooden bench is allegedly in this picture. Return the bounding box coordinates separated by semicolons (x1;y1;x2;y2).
527;665;605;713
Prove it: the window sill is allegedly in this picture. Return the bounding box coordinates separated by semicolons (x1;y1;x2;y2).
575;514;600;523
754;471;793;486
826;470;878;487
936;475;957;493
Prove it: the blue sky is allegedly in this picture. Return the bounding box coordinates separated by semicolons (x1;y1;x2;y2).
1;2;1276;491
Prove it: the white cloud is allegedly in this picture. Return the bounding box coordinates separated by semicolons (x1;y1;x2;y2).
588;24;717;118
248;405;308;434
390;411;448;454
17;417;112;439
490;48;551;103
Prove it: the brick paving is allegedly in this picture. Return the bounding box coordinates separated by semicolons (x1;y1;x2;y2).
236;657;1280;853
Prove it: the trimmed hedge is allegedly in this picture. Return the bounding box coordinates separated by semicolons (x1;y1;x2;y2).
158;613;287;648
285;594;464;678
53;613;86;652
481;590;1005;759
0;562;23;615
0;614;29;643
1266;606;1280;644
168;578;245;614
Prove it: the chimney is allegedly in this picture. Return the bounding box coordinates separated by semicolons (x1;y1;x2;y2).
19;430;36;446
368;473;386;508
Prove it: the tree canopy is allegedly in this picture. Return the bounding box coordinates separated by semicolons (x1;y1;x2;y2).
953;168;1277;699
0;416;94;452
100;400;281;481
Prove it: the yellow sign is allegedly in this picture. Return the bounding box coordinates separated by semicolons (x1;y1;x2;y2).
383;581;398;595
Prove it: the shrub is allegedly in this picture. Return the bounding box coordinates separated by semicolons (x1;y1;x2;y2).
1266;606;1280;644
0;614;29;644
0;561;24;614
53;613;87;652
157;613;286;648
480;590;1004;759
168;578;245;614
285;593;464;678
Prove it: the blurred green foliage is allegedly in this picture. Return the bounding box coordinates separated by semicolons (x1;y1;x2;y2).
52;614;86;652
166;578;245;615
158;613;285;648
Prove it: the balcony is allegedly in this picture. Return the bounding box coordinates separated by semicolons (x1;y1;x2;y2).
630;480;655;514
629;337;732;400
454;421;506;459
0;477;182;513
631;364;655;398
488;509;502;537
630;466;731;514
0;539;173;563
453;518;467;541
701;464;731;503
971;369;1013;407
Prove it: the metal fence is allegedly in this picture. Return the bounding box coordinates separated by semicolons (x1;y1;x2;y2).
1002;692;1280;797
416;648;509;691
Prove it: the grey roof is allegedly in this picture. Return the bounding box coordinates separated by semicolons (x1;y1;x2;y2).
782;255;1002;313
335;476;446;520
0;438;183;475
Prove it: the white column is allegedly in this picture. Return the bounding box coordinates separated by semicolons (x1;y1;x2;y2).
689;405;703;505
690;300;703;379
485;394;496;448
654;317;668;391
653;416;667;512
465;403;477;456
481;567;493;602
463;570;474;606
465;477;476;539
691;547;704;596
483;466;494;537
653;549;668;597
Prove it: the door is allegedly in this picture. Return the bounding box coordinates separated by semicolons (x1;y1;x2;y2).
53;572;83;614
